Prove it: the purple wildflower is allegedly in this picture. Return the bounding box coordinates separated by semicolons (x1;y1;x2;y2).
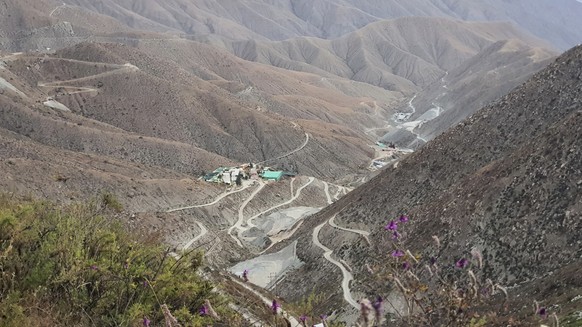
399;215;409;223
320;314;328;321
429;257;437;265
271;300;281;314
142;317;150;327
142;280;148;287
199;304;208;316
385;220;398;231
391;250;404;257
402;261;411;270
372;296;383;312
538;307;547;318
90;265;99;271
455;258;469;269
299;314;307;322
392;231;400;240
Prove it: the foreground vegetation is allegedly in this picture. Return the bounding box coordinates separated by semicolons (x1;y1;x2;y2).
2;193;579;326
0;193;233;326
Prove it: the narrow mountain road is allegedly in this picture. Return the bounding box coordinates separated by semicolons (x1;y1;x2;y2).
408;94;417;115
329;215;370;245
364;120;393;140
246;177;315;229
181;221;208;251
49;2;67;17
372;101;381;118
323;181;333;205
260;179;338;254
38;63;139;96
312;217;359;309
39;57;134;69
167;183;251;213
228;182;266;247
442;71;449;89
256;132;309;165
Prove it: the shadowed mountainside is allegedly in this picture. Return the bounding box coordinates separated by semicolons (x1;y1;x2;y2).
276;45;582;320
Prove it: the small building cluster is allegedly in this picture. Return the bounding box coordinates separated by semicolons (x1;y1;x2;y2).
375;141;396;149
203;163;295;185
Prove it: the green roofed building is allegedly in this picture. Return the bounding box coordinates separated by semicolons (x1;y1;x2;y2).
261;171;284;181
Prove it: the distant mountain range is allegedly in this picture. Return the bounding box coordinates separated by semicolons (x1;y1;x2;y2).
3;0;579;50
1;0;560;183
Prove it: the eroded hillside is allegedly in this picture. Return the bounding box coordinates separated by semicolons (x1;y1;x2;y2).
274;45;582;324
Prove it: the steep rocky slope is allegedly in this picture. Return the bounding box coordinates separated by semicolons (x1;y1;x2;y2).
277;45;582;321
0;127;223;212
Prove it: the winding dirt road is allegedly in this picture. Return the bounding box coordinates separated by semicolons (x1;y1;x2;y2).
333;185;350;201
246;177;315;229
312;216;359;309
167;183;251;213
329;215;370;245
49;2;67;17
256;133;309;165
323;181;333;205
228;182;266;247
180;221;208;252
38;62;139;96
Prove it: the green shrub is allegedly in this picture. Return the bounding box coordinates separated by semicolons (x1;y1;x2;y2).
0;194;220;326
101;191;123;212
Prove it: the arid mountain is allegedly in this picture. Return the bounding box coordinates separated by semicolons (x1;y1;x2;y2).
230;17;554;90
382;38;557;148
3;0;581;54
122;18;557;152
1;41;386;180
0;126;223;213
4;0;579;50
275;45;582;321
0;0;562;160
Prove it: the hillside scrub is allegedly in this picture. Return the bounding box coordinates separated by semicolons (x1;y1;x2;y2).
355;215;570;327
0;194;230;326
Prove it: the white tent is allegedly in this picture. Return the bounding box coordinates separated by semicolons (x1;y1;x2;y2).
222;172;231;184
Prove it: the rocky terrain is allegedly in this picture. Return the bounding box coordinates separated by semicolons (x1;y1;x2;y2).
383;38;557;147
1;1;581;325
273;45;582;323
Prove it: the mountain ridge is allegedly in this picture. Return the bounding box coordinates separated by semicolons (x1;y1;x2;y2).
16;0;580;50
